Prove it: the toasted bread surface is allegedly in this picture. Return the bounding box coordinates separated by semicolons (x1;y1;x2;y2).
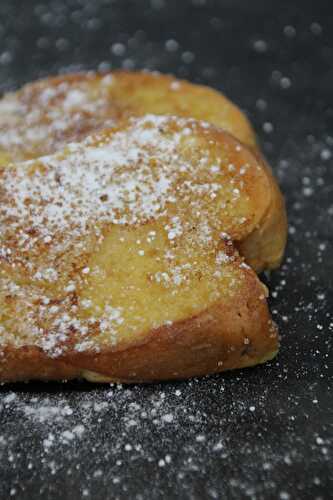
0;70;256;165
0;71;287;271
0;115;278;382
238;154;287;271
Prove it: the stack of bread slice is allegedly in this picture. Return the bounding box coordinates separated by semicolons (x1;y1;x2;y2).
0;71;287;382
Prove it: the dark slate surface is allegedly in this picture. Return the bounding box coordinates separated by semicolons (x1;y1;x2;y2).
0;1;332;499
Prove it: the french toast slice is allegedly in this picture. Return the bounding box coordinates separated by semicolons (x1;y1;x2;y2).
0;71;287;271
0;71;256;166
0;115;278;382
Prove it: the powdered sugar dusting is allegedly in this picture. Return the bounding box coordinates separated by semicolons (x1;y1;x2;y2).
1;115;179;245
0;74;116;162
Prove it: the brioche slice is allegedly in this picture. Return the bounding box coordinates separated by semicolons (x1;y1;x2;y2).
0;70;256;166
0;71;286;271
0;115;278;383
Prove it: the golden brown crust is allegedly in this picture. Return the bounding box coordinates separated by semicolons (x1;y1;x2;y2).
109;71;257;147
0;347;81;382
238;155;288;272
66;276;279;383
0;268;278;383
